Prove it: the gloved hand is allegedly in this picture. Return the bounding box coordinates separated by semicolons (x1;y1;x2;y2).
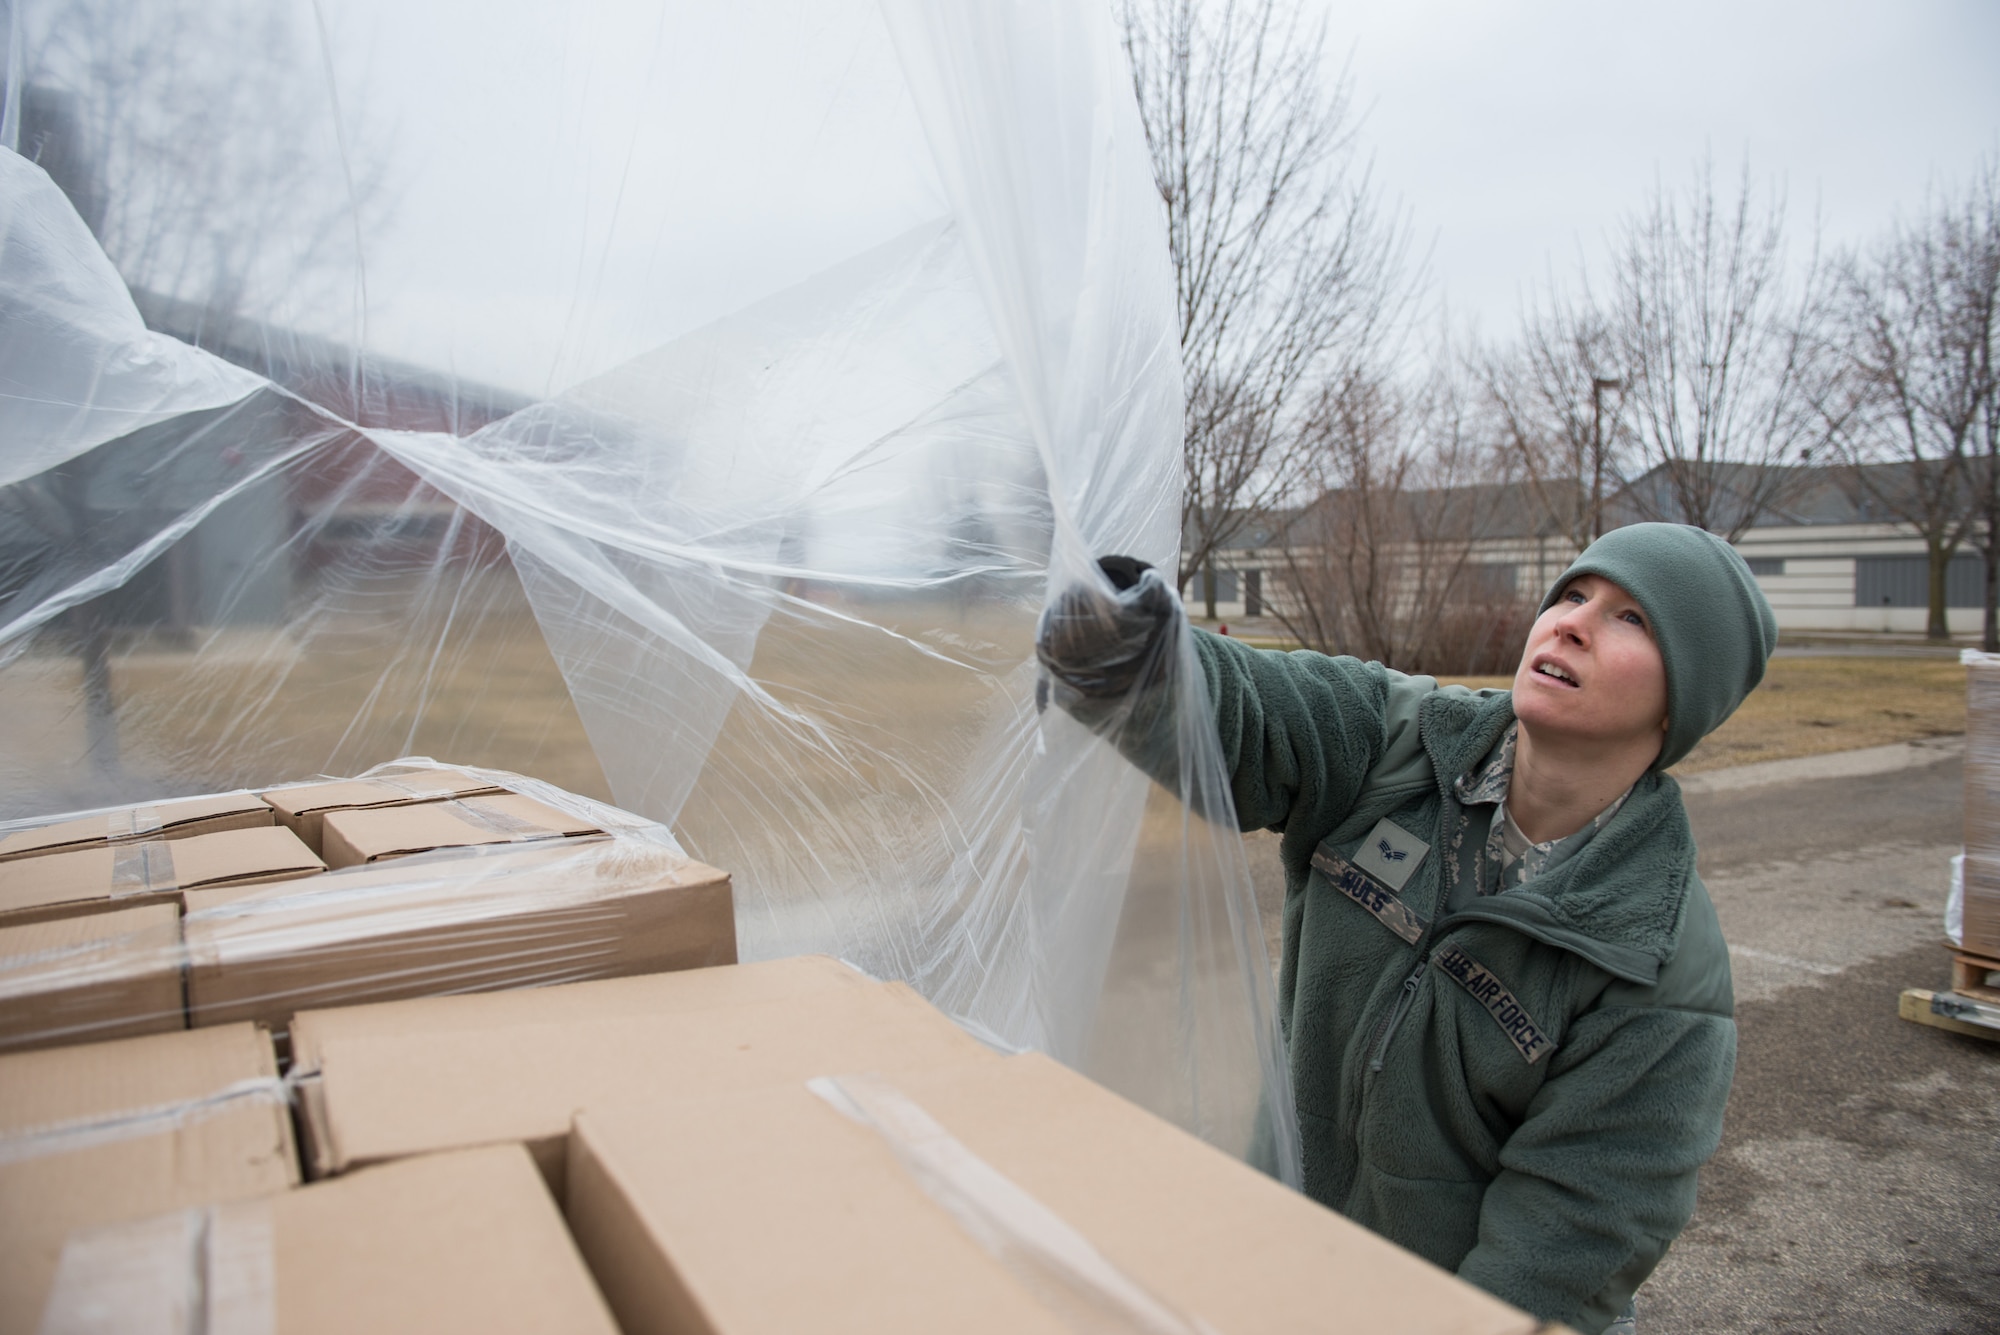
1034;554;1181;712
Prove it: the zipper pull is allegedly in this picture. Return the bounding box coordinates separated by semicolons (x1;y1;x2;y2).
1368;960;1428;1073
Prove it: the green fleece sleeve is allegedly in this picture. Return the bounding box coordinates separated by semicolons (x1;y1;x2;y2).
1455;1006;1737;1334
1191;630;1397;834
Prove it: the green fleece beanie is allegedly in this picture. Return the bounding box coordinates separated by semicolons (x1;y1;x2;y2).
1538;523;1778;770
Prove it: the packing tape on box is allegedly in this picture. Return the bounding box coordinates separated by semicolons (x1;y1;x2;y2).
37;1200;274;1335
110;843;178;897
0;1076;289;1167
0;792;265;841
106;808;165;840
363;757;666;840
444;799;555;841
808;1074;1218;1335
371;772;474;802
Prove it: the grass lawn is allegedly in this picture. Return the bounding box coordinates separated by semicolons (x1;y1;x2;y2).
1441;655;1966;775
2;594;1966;821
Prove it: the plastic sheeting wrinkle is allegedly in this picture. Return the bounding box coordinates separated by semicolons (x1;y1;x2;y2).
1;0;1295;1187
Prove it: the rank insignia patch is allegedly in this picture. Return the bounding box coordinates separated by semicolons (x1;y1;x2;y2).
1350;817;1429;891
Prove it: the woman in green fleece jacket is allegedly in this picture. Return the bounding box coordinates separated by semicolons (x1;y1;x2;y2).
1036;523;1778;1335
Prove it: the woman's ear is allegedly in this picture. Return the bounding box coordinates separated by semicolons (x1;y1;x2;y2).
1661;714;1670;734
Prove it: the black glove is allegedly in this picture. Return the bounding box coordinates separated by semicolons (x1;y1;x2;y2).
1095;553;1153;592
1034;555;1181;711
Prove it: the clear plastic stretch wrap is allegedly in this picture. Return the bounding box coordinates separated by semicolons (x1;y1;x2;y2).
0;757;740;1050
0;0;1297;1180
1960;651;2000;957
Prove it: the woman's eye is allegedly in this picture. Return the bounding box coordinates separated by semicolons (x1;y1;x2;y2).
1566;591;1586;605
1622;611;1646;628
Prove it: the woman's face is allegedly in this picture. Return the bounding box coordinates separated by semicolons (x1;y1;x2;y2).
1511;574;1669;756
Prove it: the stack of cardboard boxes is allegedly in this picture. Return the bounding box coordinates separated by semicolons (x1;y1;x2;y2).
3;763;1564;1334
13;955;1560;1334
0;762;736;1052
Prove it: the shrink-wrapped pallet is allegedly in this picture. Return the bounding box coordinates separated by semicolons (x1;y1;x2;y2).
0;761;734;1051
1961;651;2000;957
0;0;1294;1180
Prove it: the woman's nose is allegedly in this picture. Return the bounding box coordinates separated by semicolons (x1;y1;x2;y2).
1551;604;1590;643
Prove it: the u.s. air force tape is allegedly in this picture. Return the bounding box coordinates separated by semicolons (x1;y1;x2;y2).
1433;943;1558;1064
1310;847;1426;944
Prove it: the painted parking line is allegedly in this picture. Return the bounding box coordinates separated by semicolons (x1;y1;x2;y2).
1728;944;1844;977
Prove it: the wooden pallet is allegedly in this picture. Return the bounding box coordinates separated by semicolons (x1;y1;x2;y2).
1949;948;2000;1003
1901;988;2000;1042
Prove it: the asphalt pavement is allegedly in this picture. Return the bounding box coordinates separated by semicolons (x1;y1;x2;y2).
1644;744;1999;1334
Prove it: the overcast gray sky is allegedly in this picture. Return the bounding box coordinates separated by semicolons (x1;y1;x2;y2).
27;0;1994;393
1331;0;2000;340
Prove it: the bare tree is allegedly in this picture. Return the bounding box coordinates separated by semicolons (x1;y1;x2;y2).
12;0;391;333
1823;165;1999;640
1946;163;2000;650
1475;281;1627;551
1609;159;1833;538
4;0;391;777
1121;0;1412;617
1269;357;1526;672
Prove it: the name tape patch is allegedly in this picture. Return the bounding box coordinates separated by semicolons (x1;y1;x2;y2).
1433;943;1558;1064
1311;847;1426;945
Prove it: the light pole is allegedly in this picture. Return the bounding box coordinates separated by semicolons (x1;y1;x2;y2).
1589;376;1625;539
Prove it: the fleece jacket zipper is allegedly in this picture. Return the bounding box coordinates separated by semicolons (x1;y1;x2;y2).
1368;791;1469;1074
1368;958;1427;1072
1365;910;1479;1073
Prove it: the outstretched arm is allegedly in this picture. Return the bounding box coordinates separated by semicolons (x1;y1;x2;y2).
1190;628;1399;832
1035;557;1401;834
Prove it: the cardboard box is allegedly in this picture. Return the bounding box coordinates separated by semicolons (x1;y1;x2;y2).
0;825;325;928
568;1051;1538;1335
182;837;735;1036
0;1023;298;1335
321;792;603;869
289;952;870;1056
37;1144;619;1335
0;791;272;864
0;903;184;1053
261;768;503;855
285;954;875;1168
291;956;994;1191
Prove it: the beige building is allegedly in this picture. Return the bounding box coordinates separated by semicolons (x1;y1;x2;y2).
1185;465;1993;638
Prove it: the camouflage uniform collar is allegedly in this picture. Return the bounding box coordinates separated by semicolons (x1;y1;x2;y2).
1453;721;1517;807
1416;687;1696;983
1453;721;1633;896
